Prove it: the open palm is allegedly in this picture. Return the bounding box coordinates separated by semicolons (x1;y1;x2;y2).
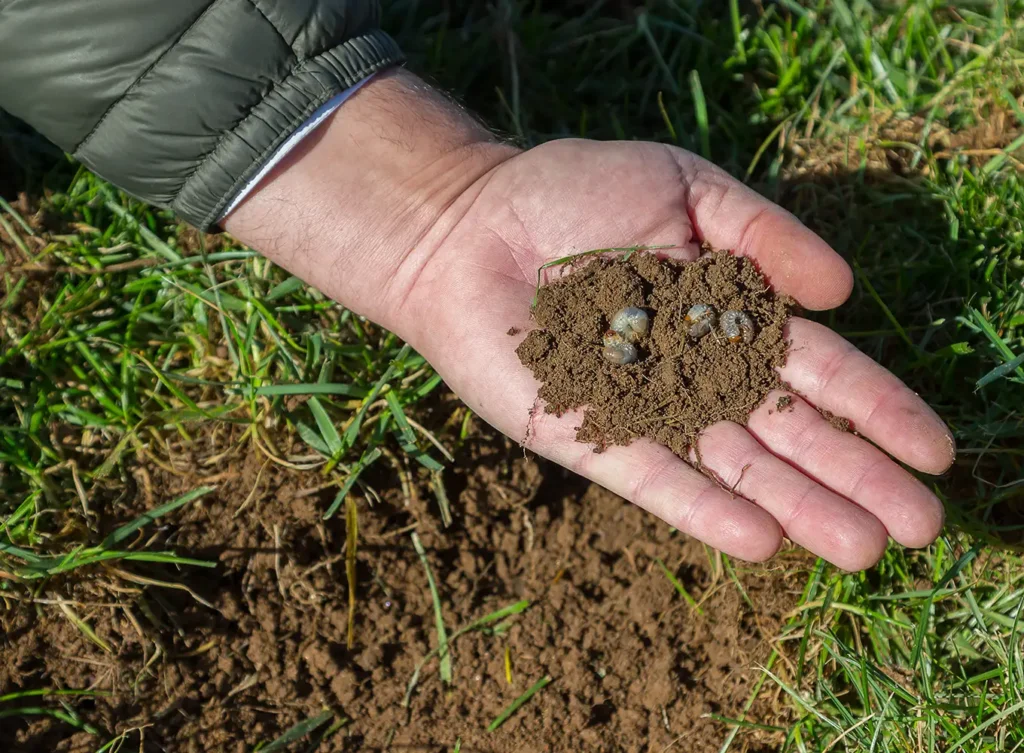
392;140;953;570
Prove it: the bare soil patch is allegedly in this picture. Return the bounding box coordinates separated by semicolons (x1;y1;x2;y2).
2;429;803;752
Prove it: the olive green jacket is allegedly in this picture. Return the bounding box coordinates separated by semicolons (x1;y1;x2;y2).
0;1;403;229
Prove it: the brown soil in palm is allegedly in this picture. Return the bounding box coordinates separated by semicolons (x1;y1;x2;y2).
517;250;794;458
1;431;803;753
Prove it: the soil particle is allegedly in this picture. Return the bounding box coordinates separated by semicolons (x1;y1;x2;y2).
776;395;794;412
517;250;794;458
820;408;852;433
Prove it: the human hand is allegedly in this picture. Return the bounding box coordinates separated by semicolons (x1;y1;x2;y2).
226;71;954;571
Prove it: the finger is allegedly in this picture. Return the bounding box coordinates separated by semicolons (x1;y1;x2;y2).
672;150;853;310
781;318;955;475
695;421;889;571
747;391;944;548
525;408;783;562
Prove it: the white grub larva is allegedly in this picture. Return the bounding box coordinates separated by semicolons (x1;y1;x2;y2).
602;331;638;365
683;303;717;338
609;306;649;342
720;310;756;344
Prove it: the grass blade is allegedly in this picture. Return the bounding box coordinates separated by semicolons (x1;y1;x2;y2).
412;532;452;685
688;70;711;159
430;470;453;528
308;397;343;457
257;383;368;398
654;557;703;615
403;600;530;707
0;705;98;734
258;709;335;753
854;260;916;352
911;544;980;666
342;344;412;449
487;675;552;732
265;275;306;302
976;350;1024;389
386;391;443;472
102;486;214;549
0;688;105;703
323;447;381;519
345;496;358;650
58;601;111;654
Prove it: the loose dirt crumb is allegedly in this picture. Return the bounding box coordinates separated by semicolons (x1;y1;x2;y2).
820;408;852;433
507;326;521;336
516;250;794;458
776;395;794;412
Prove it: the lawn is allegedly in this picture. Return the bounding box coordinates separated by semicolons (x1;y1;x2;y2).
2;1;1024;751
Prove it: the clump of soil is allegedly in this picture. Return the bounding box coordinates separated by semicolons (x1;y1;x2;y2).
820;408;852;433
517;249;794;458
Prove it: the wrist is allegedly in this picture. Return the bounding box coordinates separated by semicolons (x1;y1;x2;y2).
223;68;519;330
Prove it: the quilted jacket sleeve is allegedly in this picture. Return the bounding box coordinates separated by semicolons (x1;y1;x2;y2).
0;0;403;229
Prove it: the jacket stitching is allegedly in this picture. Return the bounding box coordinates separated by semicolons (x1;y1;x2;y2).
74;0;225;154
192;38;403;227
243;0;294;56
199;45;401;226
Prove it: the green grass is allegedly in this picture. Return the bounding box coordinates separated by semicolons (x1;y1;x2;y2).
411;531;453;685
486;674;553;733
254;710;341;753
3;0;1024;750
402;597;532;707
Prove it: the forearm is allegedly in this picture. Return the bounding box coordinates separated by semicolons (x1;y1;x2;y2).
223;69;519;331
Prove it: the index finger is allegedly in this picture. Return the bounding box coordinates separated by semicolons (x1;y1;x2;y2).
671;148;854;310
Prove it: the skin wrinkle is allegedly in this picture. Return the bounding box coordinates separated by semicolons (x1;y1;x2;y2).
714;431;767;490
845;454;893;509
385;145;519;326
858;381;905;434
810;338;861;398
735;205;775;259
785;407;830;462
684;485;724;538
500;196;541;284
780;480;825;532
627;453;679;515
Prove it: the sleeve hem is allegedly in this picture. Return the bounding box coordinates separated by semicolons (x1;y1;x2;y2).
216;73;376;222
173;28;404;230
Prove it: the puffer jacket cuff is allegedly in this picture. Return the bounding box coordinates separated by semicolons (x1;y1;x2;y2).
67;28;404;232
177;30;403;229
1;1;405;231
